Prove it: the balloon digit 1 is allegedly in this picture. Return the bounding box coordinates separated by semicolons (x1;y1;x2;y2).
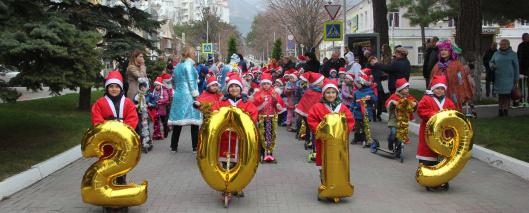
416;110;473;187
316;113;354;202
197;106;259;194
81;121;148;207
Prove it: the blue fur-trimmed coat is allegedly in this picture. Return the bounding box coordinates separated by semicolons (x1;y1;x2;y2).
168;58;203;126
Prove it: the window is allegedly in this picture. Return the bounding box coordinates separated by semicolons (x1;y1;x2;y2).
483;20;494;27
418;46;424;65
388;12;400;27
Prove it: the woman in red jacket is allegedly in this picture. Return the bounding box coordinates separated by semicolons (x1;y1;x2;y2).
308;79;355;169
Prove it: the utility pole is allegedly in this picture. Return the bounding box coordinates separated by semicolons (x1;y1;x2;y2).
343;0;347;56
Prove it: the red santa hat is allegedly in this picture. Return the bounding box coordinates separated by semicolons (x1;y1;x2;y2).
206;75;219;88
395;78;410;91
105;71;123;88
309;72;325;86
430;75;448;90
226;73;243;88
361;68;372;76
345;73;355;81
300;72;310;82
154;76;164;86
322;78;339;93
338;67;346;74
297;55;306;61
275;78;285;86
290;71;299;81
261;72;273;84
329;68;338;75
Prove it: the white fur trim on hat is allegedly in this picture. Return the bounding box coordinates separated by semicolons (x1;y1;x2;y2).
260;79;273;84
207;81;219;88
322;84;338;93
430;83;447;90
345;75;354;81
396;82;410;91
311;75;324;86
227;79;243;88
105;79;123;88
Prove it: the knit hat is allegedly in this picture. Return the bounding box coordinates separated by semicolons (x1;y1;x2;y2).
260;72;273;84
206;75;219;88
105;71;123;89
395;78;410;91
430;75;448;90
322;78;339;93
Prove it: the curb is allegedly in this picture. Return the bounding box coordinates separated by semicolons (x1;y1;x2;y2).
0;145;81;201
381;113;529;181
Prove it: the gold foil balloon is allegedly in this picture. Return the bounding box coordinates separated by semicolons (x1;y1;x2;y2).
298;119;307;140
416;110;473;187
197;106;259;193
315;113;354;202
80;121;148;207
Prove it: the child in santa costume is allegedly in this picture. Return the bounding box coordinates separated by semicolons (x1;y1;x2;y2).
284;71;300;132
338;67;347;88
416;75;456;190
295;72;325;150
385;78;417;155
350;74;377;145
307;79;355;175
242;71;255;96
253;72;287;162
341;73;355;107
212;74;258;168
329;68;338;81
193;75;223;122
151;77;170;140
91;71;138;184
274;78;288;126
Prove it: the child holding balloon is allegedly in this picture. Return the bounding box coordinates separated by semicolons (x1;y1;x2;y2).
416;75;456;190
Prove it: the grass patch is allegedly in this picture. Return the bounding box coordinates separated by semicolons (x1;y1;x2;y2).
0;91;103;181
408;88;497;105
471;115;529;162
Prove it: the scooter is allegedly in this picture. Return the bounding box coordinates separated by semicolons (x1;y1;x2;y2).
370;138;404;163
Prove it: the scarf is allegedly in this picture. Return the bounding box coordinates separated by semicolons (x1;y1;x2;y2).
320;96;342;111
438;58;451;70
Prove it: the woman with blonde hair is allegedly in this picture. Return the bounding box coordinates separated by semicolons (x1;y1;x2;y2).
168;47;202;153
126;50;148;99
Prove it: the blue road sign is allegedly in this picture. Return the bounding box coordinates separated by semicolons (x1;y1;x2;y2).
323;21;343;41
202;43;213;54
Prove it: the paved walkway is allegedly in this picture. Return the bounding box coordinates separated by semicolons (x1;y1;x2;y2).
1;123;529;213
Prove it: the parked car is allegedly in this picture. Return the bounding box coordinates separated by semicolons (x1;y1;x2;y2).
0;65;20;84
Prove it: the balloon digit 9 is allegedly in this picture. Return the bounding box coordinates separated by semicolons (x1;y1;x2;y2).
316;113;354;201
197;107;259;194
81;121;148;207
416;110;473;187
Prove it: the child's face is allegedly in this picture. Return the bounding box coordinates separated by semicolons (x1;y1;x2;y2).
209;84;219;93
345;78;351;84
155;85;161;90
289;77;296;83
139;85;147;92
339;73;345;79
107;84;121;97
324;89;337;102
330;72;337;78
228;84;241;97
273;82;281;87
262;82;271;90
399;87;409;95
244;75;252;81
433;87;446;97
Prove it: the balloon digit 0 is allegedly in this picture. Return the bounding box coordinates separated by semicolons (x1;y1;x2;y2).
197;106;259;194
416;110;473;187
316;113;354;201
81;121;148;207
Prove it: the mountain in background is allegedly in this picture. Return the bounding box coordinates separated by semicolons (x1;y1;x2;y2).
229;0;266;36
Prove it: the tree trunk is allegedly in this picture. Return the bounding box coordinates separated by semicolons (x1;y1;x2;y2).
372;0;389;46
78;86;92;111
456;0;482;101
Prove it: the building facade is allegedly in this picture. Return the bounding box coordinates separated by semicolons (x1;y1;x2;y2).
345;0;529;66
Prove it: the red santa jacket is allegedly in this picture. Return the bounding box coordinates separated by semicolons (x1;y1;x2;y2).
212;97;258;158
308;102;355;166
252;87;286;115
295;88;322;117
195;91;223;112
416;95;456;161
91;95;138;129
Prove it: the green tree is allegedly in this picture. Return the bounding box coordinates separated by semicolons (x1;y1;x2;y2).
227;36;238;63
389;0;451;48
271;39;283;61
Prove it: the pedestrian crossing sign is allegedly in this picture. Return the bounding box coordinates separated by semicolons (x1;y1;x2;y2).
323;21;343;41
202;43;213;54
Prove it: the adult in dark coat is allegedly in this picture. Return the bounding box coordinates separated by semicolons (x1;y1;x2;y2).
517;33;529;102
303;51;321;73
370;47;411;94
483;42;497;97
422;37;439;88
321;51;344;77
